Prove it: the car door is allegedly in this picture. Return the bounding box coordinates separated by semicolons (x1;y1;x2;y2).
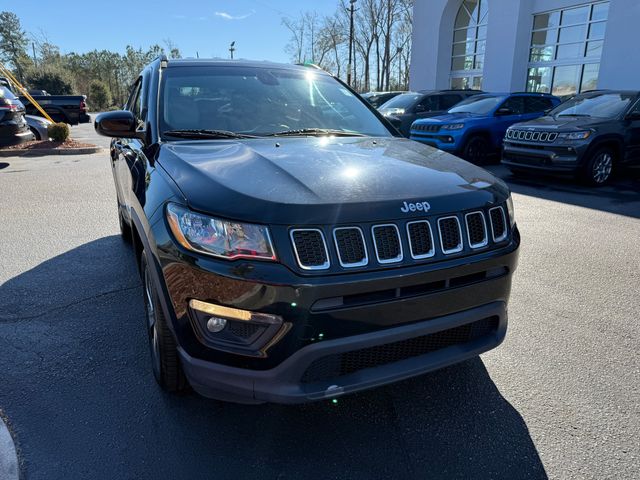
622;98;640;164
493;96;527;146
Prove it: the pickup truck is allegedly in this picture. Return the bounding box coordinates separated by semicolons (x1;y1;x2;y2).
95;57;520;404
0;76;90;125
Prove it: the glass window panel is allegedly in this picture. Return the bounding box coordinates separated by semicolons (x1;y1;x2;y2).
477;25;487;40
533;11;560;30
552;65;581;97
451;56;475;71
455;5;472;28
559;25;587;43
472;76;483;90
591;3;609;21
527;67;552;93
585;40;604;58
451;77;467;89
588;21;606;40
479;0;489;23
557;43;584;59
476;40;486;54
561;6;590;25
453;28;476;43
529;46;555;62
474;55;484;69
581;64;600;91
531;30;558;46
452;42;475;56
463;0;480;22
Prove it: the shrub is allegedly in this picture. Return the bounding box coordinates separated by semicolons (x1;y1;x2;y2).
47;122;70;142
27;71;73;95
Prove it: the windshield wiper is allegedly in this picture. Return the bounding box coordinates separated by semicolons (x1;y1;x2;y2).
557;113;591;117
265;128;366;137
163;129;259;139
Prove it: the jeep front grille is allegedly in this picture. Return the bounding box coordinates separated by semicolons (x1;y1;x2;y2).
372;224;403;263
290;229;330;270
412;124;441;133
288;205;510;271
506;129;558;142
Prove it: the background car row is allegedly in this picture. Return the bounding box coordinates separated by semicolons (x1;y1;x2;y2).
363;88;640;186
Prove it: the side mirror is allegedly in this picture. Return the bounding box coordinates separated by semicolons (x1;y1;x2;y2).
625;111;640;121
95;110;137;138
496;107;514;116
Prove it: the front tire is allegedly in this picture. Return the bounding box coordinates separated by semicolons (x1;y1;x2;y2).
29;126;41;141
463;135;491;164
141;251;188;393
581;147;614;186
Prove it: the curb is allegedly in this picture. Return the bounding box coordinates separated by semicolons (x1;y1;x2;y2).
0;146;105;157
0;416;19;480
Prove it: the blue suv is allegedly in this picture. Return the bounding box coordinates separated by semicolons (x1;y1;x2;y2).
410;92;561;163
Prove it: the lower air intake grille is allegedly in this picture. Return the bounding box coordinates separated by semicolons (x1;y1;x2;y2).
334;228;367;267
489;207;507;242
372;225;402;262
301;316;499;383
291;229;329;269
438;216;463;254
465;212;488;248
407;221;434;258
226;321;262;339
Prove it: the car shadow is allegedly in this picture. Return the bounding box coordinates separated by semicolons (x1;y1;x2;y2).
0;237;547;480
485;164;640;219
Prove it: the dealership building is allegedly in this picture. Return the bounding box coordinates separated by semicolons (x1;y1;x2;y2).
409;0;639;96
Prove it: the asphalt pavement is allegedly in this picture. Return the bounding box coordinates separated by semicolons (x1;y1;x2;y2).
0;122;638;479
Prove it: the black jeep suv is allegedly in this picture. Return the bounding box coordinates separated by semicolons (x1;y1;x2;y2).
503;90;640;185
95;57;519;404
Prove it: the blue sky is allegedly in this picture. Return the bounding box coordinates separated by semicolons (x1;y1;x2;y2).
9;0;337;62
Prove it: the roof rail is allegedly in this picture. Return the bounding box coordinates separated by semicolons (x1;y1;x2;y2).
510;91;555;95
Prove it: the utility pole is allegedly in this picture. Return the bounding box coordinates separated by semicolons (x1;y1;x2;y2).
347;0;357;88
31;43;37;68
229;41;236;60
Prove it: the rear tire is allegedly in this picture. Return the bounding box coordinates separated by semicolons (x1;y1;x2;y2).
141;251;188;393
463;135;491;165
29;126;41;141
580;147;614;186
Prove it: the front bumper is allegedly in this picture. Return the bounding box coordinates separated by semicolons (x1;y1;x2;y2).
180;301;507;404
502;141;588;173
409;131;461;152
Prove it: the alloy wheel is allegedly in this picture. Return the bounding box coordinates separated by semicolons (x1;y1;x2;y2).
143;266;161;379
592;152;612;184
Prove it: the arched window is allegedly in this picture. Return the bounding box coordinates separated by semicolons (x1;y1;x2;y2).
450;0;488;89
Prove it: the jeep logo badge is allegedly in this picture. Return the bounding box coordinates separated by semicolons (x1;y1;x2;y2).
401;201;431;213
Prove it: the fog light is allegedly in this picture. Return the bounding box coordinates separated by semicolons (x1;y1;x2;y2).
206;316;227;333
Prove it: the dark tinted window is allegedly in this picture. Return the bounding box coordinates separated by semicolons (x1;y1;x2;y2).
500;96;526;114
159;66;392;137
550;92;636;119
439;94;462;109
449;95;506;114
380;93;422;110
525;96;553;113
417;95;439;111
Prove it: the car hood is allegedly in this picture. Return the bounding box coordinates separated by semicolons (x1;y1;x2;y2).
158;137;509;225
512;115;609;130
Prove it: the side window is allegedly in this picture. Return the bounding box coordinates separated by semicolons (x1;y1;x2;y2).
628;99;640;115
439;94;462;110
500;96;526;115
525;96;553;113
126;79;142;119
416;95;439;112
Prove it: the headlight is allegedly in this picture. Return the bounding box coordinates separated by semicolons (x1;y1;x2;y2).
558;130;591;141
506;195;515;227
441;123;465;130
166;203;277;261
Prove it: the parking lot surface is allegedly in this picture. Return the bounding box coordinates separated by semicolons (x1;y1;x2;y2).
0;122;638;479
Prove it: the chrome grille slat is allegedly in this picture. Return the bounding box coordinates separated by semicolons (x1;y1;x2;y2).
372;224;403;264
290;229;330;270
507;129;559;143
489;207;508;242
438;216;463;255
333;227;368;268
465;211;488;249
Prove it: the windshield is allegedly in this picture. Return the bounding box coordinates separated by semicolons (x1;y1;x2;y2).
379;93;421;110
159;66;392;138
0;86;17;100
549;93;635;119
448;95;505;115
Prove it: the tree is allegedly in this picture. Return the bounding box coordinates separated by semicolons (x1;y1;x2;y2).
89;80;111;110
27;71;73;94
0;11;31;82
